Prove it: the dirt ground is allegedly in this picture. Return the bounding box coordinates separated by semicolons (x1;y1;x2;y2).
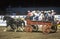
0;26;60;39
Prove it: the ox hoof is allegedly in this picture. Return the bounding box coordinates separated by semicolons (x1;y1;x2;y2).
3;30;7;32
14;29;17;32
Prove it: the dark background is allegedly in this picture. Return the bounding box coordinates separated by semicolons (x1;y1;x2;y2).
0;0;60;15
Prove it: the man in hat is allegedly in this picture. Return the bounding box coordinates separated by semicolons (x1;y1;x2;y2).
27;10;33;20
32;10;41;21
38;11;45;21
48;10;53;22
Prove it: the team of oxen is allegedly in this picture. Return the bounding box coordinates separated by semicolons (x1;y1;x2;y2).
3;15;26;32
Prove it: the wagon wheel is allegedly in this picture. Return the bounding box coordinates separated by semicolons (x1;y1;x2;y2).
25;25;33;32
42;25;51;34
51;25;57;33
31;25;38;31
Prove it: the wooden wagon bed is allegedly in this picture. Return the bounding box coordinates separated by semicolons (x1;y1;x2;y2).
25;19;51;33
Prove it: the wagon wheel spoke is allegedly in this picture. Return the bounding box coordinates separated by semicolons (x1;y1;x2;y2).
42;25;51;34
25;25;33;32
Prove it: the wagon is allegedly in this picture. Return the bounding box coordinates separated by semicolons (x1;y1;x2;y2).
25;18;57;34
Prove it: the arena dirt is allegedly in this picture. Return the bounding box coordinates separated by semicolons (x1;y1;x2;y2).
0;26;60;39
